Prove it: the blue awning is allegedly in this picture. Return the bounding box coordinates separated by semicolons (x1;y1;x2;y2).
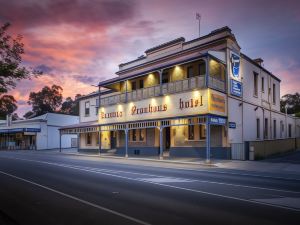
0;128;41;134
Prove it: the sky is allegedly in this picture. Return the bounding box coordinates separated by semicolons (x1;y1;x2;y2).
0;0;299;117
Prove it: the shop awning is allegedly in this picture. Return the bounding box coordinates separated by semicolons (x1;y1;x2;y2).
0;128;41;134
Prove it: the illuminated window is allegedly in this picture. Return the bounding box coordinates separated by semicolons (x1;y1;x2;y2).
188;119;195;140
199;124;206;140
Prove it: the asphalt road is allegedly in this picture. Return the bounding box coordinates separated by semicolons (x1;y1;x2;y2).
0;151;299;225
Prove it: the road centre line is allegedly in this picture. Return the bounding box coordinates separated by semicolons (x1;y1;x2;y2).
0;170;151;225
1;156;300;195
1;156;300;212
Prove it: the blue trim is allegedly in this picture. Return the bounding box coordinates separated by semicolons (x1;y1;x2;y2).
0;128;41;134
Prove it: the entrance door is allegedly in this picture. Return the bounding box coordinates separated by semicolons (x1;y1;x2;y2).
165;127;171;150
110;131;116;149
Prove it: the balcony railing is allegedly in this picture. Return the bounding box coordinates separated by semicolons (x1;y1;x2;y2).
99;75;225;107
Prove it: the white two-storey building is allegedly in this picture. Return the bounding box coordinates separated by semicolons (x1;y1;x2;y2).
61;26;300;160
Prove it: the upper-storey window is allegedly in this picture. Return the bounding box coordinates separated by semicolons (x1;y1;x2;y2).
209;59;225;81
253;72;258;97
273;83;276;104
139;79;144;89
85;101;90;116
162;70;169;84
187;66;194;78
198;60;206;76
261;77;264;93
131;81;137;91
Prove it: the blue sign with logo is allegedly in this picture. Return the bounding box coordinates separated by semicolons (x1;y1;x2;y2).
209;116;226;126
229;122;236;129
230;51;240;78
230;79;242;97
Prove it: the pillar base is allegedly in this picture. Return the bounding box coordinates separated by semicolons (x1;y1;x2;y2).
125;154;128;158
205;159;211;164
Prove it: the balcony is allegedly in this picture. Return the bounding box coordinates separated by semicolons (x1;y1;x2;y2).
98;57;226;107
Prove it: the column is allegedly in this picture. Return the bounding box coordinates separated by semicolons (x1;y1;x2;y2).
206;116;211;163
159;126;163;159
125;128;128;158
98;126;101;156
159;70;163;95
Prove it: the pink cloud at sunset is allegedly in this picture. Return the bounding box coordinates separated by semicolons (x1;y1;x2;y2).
0;0;299;117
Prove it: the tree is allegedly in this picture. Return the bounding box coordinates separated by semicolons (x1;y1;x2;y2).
28;85;63;116
280;92;300;114
0;95;17;119
60;94;81;116
0;23;42;117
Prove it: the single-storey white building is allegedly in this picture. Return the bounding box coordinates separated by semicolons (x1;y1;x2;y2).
0;113;79;150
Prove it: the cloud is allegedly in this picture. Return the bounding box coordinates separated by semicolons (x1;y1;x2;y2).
73;75;98;84
35;64;53;74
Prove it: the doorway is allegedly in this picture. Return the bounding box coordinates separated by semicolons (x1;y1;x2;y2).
165;127;171;150
110;131;116;149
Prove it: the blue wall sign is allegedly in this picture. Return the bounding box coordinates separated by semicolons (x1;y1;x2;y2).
230;51;240;78
209;116;227;126
230;79;243;97
229;122;236;129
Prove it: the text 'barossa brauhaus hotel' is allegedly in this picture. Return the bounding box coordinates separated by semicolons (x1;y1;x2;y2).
61;27;300;161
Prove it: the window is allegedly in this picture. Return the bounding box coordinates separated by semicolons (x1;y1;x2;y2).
85;101;90;116
288;124;292;138
199;124;206;140
273;83;276;104
280;121;283;138
131;81;137;91
256;118;260;139
188;119;195;140
273;120;277;139
198;60;206;76
187;66;194;78
86;133;92;145
162;71;169;84
253;72;258;97
95;99;99;115
261;77;264;92
130;129;146;142
264;118;268;139
209;59;225;81
139;80;144;89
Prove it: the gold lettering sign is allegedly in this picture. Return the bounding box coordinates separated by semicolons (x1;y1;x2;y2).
209;93;225;113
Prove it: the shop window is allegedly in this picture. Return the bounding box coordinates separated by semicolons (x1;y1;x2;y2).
256;118;260;139
86;133;92;145
273;120;277;139
264;118;268;139
188;119;195;140
187;66;194;78
130;129;146;142
288;124;292;138
253;72;258;97
198;60;206;76
85;101;90;116
199;124;206;140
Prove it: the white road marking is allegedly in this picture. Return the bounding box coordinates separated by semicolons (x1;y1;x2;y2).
252;197;300;210
2;156;299;195
137;177;195;183
0;170;151;225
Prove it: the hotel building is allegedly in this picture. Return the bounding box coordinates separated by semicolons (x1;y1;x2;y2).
61;26;300;160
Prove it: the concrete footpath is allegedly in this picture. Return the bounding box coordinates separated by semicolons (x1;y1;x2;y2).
53;148;300;175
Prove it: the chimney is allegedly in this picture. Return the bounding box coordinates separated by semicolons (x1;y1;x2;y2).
254;58;264;66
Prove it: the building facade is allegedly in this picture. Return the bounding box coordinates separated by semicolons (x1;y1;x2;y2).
0;113;79;150
61;26;300;160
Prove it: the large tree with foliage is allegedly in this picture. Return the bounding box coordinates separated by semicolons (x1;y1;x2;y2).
280;92;300;115
60;94;81;116
0;23;41;119
27;85;63;116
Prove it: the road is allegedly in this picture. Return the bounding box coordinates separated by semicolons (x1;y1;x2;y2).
0;151;299;225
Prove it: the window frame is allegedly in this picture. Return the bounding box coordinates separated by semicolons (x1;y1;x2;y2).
253;72;258;97
85;101;90;116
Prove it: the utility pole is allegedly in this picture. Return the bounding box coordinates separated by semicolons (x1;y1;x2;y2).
196;13;201;37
